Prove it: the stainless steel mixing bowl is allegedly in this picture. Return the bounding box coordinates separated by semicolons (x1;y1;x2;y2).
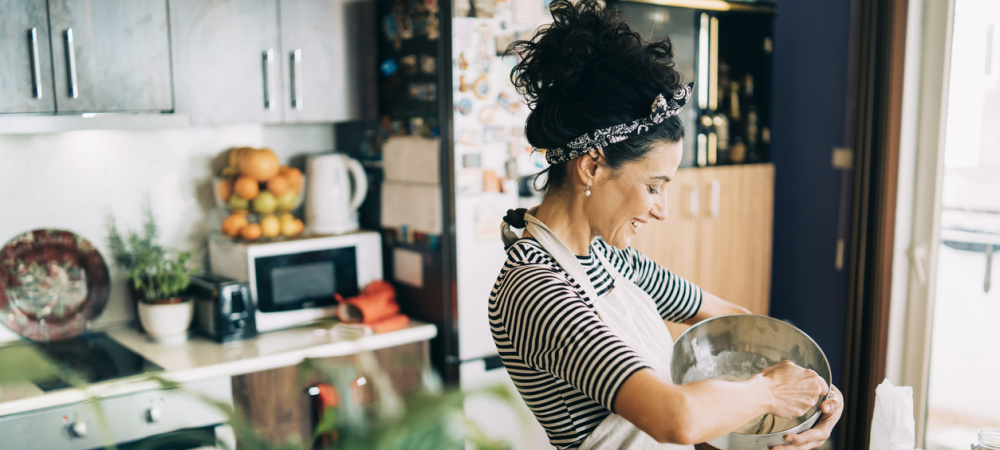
670;314;832;450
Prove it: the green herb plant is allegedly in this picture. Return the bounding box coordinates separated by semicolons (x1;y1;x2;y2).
107;205;198;303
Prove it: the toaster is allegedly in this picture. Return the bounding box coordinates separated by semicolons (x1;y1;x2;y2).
188;273;257;343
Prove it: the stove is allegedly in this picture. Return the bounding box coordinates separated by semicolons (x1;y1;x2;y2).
0;333;235;449
0;332;163;392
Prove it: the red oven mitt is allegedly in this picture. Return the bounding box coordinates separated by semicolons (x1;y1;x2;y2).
334;281;409;333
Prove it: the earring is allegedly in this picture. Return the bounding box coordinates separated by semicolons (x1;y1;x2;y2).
585;184;592;197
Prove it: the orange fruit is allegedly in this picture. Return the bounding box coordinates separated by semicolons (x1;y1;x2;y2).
260;214;280;238
216;177;234;202
280;166;304;193
240;148;281;182
233;175;260;200
221;213;249;237
240;223;262;241
266;175;290;197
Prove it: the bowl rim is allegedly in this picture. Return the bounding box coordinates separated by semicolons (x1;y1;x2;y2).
673;313;833;437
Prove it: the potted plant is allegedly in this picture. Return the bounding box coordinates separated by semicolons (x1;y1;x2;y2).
108;205;199;343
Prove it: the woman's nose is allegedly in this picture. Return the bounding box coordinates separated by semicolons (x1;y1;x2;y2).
651;194;667;220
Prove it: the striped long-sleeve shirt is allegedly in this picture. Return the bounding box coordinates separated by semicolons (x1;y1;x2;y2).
489;237;703;449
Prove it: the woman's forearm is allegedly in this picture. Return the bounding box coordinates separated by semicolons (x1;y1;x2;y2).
615;369;775;445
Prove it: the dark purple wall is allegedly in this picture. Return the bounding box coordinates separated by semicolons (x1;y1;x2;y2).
769;0;854;389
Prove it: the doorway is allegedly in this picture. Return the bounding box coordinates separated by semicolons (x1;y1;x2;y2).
897;0;1000;448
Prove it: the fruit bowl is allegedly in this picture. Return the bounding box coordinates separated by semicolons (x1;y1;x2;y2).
213;174;306;214
211;148;307;242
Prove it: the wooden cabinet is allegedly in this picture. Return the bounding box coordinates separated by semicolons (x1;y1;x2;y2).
1;0;172;114
232;340;431;445
47;0;173;112
0;0;55;114
631;163;774;315
169;0;364;125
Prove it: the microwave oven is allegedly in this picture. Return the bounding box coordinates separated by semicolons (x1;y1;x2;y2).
208;231;383;332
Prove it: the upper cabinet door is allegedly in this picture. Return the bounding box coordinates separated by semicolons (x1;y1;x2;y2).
169;0;282;125
0;0;55;114
48;0;173;113
279;0;362;123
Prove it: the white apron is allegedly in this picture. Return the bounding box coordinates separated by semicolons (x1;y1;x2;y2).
520;212;694;450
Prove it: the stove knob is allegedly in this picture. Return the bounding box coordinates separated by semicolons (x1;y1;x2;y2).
145;406;161;423
68;420;88;438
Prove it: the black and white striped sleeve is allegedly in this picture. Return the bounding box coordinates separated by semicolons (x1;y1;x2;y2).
623;247;703;323
494;264;651;411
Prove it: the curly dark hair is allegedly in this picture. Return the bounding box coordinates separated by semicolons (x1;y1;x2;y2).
509;0;685;195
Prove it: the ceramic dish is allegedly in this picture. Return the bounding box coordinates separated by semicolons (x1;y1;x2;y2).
0;229;110;342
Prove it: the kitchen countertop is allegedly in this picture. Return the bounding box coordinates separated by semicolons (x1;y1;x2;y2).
0;320;437;417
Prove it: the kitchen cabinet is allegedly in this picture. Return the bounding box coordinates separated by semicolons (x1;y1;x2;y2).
630;163;774;316
169;0;365;125
47;0;173;113
231;340;430;445
0;0;55;114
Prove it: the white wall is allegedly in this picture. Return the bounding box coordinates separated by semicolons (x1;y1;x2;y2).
0;123;335;342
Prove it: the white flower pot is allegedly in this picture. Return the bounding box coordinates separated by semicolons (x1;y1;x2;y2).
137;298;194;344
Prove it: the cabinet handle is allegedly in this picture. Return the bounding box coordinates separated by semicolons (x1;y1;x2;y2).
688;185;698;219
262;49;274;110
29;28;43;99
709;179;720;219
290;48;302;110
64;28;78;99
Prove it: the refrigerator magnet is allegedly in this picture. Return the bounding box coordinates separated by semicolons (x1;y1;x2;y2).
382;13;398;40
380;58;399;77
456;98;473;116
462;153;482;168
413;16;428;36
495;34;515;56
473;75;490;99
483;126;505;142
420;55;437;74
401;55;418;75
427;14;440;40
473;0;495;18
458;128;482;145
497;91;519;114
398;13;414;40
478;105;498;124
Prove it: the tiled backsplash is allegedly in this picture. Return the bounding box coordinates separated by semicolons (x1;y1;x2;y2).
0;123;335;342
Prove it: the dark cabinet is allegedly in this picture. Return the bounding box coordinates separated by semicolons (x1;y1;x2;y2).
1;0;173;114
0;0;55;114
47;0;173;112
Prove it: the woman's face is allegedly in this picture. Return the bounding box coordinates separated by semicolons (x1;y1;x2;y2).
586;140;684;249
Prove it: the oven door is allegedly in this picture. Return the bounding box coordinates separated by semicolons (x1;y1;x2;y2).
0;377;234;450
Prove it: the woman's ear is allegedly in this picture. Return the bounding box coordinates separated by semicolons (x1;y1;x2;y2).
575;148;604;186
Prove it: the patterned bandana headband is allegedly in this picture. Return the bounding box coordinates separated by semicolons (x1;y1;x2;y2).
544;82;695;165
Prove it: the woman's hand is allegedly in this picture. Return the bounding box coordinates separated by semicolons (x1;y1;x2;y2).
771;385;844;450
760;361;828;419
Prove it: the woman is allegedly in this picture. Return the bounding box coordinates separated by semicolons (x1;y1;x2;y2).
490;1;844;449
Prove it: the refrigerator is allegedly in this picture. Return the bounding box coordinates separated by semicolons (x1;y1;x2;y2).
355;0;776;447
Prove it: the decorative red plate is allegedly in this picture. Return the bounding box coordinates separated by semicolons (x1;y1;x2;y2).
0;229;110;342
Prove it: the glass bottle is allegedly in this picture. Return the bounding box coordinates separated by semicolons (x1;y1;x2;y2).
974;427;1000;450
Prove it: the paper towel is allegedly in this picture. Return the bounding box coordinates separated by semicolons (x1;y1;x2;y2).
870;378;916;450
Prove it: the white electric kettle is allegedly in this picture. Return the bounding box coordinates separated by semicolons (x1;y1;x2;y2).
305;153;368;235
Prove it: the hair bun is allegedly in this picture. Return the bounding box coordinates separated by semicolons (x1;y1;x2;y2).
508;0;682;150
